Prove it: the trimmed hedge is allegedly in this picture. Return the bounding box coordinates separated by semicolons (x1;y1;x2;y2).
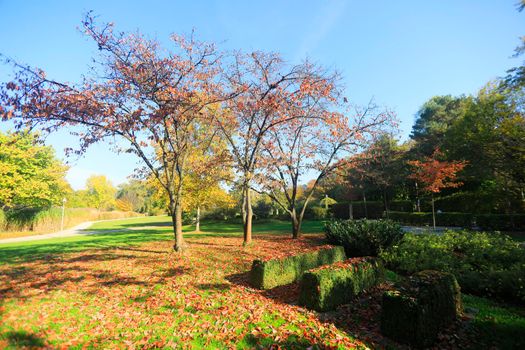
381;270;462;348
250;246;346;290
298;257;384;311
388;211;473;227
330;200;413;220
476;214;525;231
324;219;403;257
387;211;525;231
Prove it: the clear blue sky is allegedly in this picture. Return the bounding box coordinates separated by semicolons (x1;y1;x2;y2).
1;0;523;189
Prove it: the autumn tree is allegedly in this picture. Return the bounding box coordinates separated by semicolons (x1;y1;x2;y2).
116;179;149;213
0;131;69;209
257;95;396;238
0;14;234;251
408;149;466;228
215;52;336;244
85;175;116;211
346;135;408;217
148;114;234;232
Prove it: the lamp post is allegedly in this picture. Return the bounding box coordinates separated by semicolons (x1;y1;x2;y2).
60;197;67;231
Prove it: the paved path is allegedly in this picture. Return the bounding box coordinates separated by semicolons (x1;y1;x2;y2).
401;226;463;234
0;216;144;245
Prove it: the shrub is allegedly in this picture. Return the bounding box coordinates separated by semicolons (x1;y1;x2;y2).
249;246;346;290
388;211;473;227
298;257;384;311
253;201;272;219
381;230;525;303
310;206;329;220
324;219;403;257
381;270;462;348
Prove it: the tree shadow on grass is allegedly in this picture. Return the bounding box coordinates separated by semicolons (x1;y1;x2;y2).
3;330;45;347
0;251;189;300
0;230;173;265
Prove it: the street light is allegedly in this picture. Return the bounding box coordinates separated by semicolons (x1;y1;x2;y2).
60;197;67;231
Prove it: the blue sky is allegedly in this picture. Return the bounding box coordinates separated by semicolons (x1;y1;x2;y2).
1;0;523;189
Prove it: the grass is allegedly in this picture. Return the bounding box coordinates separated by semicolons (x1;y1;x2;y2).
0;218;359;349
462;294;525;349
1;216;523;349
0;217;324;265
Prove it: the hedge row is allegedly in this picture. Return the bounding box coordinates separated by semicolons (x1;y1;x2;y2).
476;214;525;231
298;257;384;311
330;201;413;220
249;246;346;290
388;211;473;227
388;211;525;231
381;270;462;348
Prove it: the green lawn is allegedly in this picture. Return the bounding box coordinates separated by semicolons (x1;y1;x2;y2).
0;217;324;264
1;216;523;349
462;294;525;349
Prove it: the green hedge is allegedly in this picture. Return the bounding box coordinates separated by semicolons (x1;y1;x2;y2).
381;230;525;303
388;211;474;227
387;211;525;231
381;270;462;348
298;257;384;311
330;200;413;220
476;214;525;231
324;219;404;257
249;246;346;290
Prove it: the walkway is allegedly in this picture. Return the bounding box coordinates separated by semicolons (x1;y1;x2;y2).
0;221;100;244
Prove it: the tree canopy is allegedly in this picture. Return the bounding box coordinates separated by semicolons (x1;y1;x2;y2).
0;131;69;209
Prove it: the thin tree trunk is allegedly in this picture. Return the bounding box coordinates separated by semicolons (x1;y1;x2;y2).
363;190;368;219
415;182;421;212
383;187;389;219
195;206;201;232
243;185;253;245
169;179;186;252
173;199;185;251
431;194;436;230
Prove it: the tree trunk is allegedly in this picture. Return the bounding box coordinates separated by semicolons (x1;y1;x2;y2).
241;191;247;224
195;206;201;232
349;202;353;220
170;197;185;252
243;185;253;245
291;209;302;239
431;194;436;230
